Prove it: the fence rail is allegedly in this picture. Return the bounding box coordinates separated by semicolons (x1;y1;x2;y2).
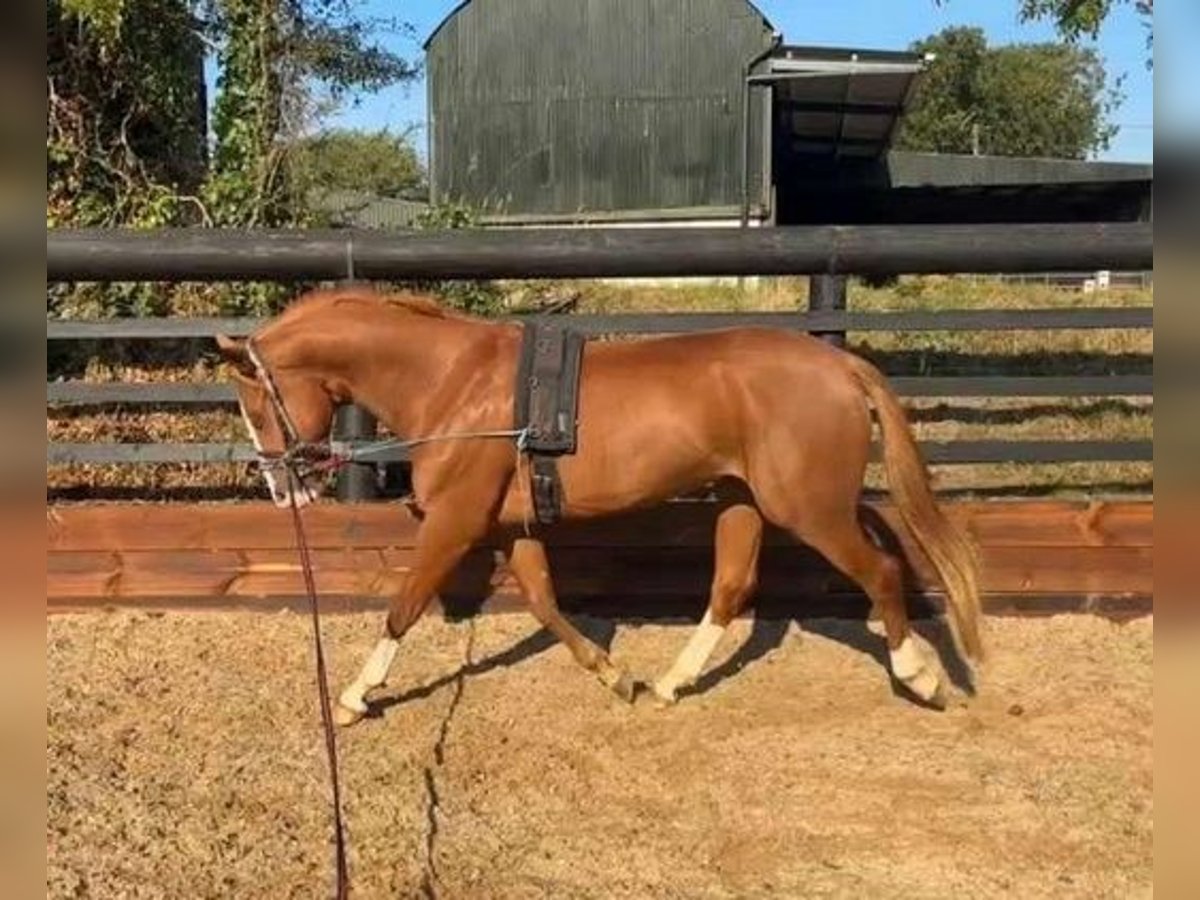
45;440;1154;466
46;222;1154;476
46;307;1153;340
46;500;1154;616
46;375;1155;407
47;222;1153;281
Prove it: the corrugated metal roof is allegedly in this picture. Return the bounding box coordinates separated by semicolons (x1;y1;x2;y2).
424;0;778;49
757;45;929;159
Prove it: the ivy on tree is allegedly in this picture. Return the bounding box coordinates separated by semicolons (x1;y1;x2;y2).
47;0;419;317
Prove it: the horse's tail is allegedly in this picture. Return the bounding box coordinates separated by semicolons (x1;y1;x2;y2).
846;355;985;663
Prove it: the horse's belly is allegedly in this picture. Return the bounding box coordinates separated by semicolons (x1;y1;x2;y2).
495;434;731;525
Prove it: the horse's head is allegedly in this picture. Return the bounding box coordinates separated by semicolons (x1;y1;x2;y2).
216;333;336;509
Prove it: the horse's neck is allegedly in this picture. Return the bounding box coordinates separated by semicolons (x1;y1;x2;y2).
310;309;491;438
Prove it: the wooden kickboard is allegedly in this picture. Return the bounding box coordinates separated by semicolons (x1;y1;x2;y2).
46;501;1153;616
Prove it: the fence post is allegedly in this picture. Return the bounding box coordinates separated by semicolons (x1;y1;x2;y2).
808;274;847;348
333;404;379;502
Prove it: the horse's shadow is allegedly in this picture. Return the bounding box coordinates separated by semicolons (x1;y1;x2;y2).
367;508;975;717
684;611;973;709
367;608;972;721
367;614;618;718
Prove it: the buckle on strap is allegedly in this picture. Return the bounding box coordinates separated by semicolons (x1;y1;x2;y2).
529;455;563;526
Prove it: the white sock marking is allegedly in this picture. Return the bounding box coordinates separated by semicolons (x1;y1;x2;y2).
890;637;923;680
654;609;727;700
339;637;399;713
890;636;941;701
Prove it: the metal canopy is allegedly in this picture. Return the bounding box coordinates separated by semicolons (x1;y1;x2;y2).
755;46;929;159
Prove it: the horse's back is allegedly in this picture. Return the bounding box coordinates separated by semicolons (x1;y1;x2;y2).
541;327;868;518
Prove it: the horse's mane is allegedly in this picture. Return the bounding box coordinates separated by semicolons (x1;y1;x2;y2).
265;287;466;333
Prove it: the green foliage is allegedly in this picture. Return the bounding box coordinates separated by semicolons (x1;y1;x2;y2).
288;10;419;101
48;0;420;320
200;1;416;230
1017;0;1152;41
1018;0;1114;39
413;202;481;231
897;27;1122;159
1020;0;1154;67
290;128;424;206
936;0;1153;64
48;0;207;228
204;0;290;230
60;0;126;42
409;204;506;316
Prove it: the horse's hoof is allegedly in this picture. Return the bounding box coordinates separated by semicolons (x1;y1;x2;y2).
897;662;950;710
599;666;637;703
649;680;678;707
890;637;947;709
333;703;365;727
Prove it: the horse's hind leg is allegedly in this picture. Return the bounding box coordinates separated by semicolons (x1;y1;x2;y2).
789;513;946;706
508;537;636;702
651;503;762;704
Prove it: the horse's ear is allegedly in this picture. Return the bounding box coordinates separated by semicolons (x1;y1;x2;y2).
215;334;255;377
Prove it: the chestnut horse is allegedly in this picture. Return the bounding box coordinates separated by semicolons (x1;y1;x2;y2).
217;287;982;725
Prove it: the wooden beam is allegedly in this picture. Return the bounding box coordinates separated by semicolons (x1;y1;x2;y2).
43;375;1157;406
45;545;1152;609
46;223;1153;282
46;501;1153;617
46;500;1154;552
45;307;1154;340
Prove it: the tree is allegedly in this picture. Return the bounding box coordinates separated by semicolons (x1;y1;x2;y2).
200;0;419;228
47;0;420;315
1017;0;1152;43
896;27;1121;159
48;0;420;230
289;128;425;203
937;1;1153;64
48;0;209;228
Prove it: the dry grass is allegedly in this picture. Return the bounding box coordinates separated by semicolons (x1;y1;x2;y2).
46;277;1153;500
47;610;1153;899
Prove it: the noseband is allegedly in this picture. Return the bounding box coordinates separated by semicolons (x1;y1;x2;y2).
244;338;337;477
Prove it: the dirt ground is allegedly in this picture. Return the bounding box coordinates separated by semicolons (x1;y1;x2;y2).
47;610;1152;899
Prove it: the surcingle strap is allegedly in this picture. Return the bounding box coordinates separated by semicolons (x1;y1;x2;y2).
514;320;586;524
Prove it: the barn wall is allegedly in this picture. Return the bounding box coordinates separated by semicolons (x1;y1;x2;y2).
427;0;775;219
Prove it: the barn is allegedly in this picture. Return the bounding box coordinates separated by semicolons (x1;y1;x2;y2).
425;0;1151;227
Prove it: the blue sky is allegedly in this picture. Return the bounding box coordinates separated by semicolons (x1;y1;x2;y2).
315;0;1154;162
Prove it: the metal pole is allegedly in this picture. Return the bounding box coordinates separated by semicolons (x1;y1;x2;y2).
741;34;782;228
333;404;379;503
808;274;848;348
46;223;1155;282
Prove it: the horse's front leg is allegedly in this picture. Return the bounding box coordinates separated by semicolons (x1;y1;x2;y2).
334;504;493;727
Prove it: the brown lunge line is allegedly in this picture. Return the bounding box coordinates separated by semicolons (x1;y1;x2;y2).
287;473;351;899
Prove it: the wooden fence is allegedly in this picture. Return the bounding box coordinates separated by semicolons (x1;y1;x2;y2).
46;223;1153;615
47;307;1153;467
46;500;1152;618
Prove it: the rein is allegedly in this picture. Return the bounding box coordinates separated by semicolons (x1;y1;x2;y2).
288;491;350;900
246;339;350;900
242;338;533;898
